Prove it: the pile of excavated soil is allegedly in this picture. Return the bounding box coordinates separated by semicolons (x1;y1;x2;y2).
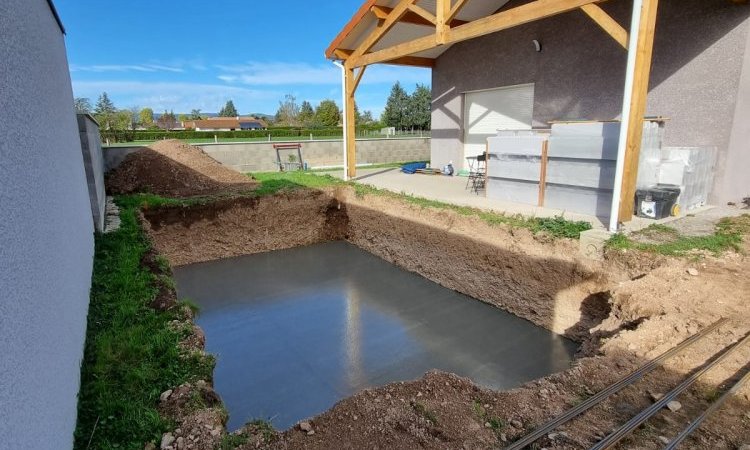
106;139;257;197
141;187;750;450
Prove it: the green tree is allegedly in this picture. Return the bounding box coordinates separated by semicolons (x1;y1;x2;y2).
275;94;300;126
218;100;238;117
315;100;341;127
382;82;409;130
139;108;154;126
178;114;189;123
361;110;375;125
190;109;204;120
94;92;116;115
407;84;431;130
157;110;178;130
93;92;117;129
74;97;92;114
298;101;315;126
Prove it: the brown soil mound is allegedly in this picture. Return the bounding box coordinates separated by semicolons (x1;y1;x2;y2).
106;139;257;197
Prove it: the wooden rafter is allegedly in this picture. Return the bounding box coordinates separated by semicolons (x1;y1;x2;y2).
352;66;367;92
407;3;437;24
580;4;629;49
349;0;417;62
333;48;435;68
370;5;468;27
349;0;605;68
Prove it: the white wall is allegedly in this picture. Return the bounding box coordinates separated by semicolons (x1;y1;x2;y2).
0;1;94;449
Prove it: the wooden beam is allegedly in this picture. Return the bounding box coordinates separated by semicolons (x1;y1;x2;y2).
370;5;391;19
345;67;357;178
538;140;549;206
352;66;367;93
350;0;602;68
407;3;437;25
580;4;629;49
334;48;435;68
370;5;468;27
618;0;660;222
349;0;417;63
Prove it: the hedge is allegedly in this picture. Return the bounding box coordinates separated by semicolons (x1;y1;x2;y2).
101;127;385;143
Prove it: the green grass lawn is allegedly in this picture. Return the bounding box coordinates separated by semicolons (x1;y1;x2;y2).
605;215;750;256
74;198;215;450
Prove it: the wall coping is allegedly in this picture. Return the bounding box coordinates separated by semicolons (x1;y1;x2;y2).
103;136;431;149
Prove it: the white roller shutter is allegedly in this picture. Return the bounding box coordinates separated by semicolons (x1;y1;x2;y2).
463;84;534;162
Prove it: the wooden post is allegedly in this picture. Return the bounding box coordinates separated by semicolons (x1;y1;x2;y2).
618;0;659;222
344;66;358;178
538;139;549;206
436;0;450;44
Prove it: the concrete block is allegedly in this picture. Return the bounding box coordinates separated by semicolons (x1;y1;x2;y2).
487;178;539;205
579;228;614;260
546;159;616;189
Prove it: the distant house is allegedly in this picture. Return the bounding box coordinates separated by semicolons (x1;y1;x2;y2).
183;117;267;131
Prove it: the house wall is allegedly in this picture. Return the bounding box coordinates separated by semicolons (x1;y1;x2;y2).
720;16;750;204
0;1;94;449
431;0;750;203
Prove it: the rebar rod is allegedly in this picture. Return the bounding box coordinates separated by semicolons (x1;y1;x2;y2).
589;331;750;450
504;318;728;450
663;367;750;450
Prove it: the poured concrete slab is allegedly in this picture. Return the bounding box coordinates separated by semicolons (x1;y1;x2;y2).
174;242;577;431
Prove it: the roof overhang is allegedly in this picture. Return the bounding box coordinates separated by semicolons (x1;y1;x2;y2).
326;0;631;69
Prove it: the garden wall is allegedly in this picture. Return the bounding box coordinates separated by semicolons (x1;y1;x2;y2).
104;137;430;173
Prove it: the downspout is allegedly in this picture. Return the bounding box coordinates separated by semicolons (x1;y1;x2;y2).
332;60;349;181
609;0;644;232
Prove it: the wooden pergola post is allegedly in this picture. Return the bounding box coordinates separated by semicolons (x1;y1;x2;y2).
344;65;366;178
344;67;357;178
617;0;659;223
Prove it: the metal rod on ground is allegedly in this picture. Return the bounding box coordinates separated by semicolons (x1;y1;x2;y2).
664;367;750;450
589;331;750;450
503;318;728;450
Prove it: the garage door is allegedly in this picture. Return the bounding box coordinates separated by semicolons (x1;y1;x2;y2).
463;84;534;162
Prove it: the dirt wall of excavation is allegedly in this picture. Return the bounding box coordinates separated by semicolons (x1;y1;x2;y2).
142;190;347;267
143;187;620;340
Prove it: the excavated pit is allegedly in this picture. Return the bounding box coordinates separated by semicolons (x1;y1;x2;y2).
142;187;619;431
173;241;578;430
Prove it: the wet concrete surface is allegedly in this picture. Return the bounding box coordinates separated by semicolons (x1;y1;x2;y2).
174;241;577;431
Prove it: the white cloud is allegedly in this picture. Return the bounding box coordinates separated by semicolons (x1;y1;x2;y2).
70;64;185;73
216;61;431;87
71;80;283;113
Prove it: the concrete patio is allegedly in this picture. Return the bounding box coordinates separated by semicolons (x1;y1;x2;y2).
317;166;736;235
323;167;609;227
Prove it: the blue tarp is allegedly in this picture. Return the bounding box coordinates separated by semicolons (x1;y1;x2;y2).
401;162;428;174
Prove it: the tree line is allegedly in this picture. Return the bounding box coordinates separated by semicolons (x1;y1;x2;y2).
74;81;431;136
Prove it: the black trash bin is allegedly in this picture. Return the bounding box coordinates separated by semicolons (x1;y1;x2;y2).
635;184;681;219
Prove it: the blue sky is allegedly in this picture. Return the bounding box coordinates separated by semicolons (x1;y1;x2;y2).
55;0;432;118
